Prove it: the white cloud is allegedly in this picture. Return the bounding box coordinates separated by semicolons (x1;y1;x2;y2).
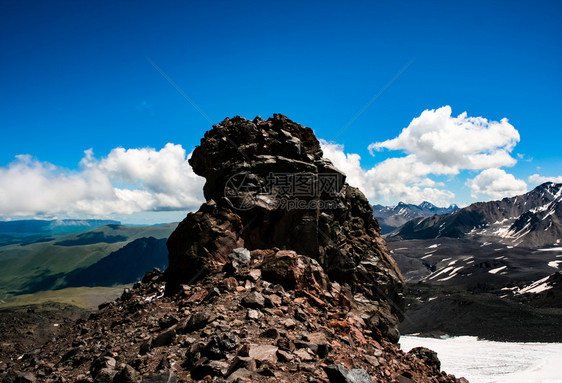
368;105;519;172
0;144;205;219
322;106;524;206
466;168;527;199
528;174;562;185
320;141;367;192
321;141;456;206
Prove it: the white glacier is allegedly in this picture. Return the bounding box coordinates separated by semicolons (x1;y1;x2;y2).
400;335;562;383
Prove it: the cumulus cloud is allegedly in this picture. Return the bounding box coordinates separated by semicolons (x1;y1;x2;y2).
0;144;205;219
321;141;456;206
528;174;562;185
466;168;527;199
322;106;525;205
368;105;520;172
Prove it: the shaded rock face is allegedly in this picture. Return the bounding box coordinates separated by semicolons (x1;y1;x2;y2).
166;114;405;341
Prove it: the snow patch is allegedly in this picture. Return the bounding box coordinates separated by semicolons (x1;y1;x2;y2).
437;266;464;281
548;261;562;269
515;275;553;295
489;266;507;274
427;266;454;280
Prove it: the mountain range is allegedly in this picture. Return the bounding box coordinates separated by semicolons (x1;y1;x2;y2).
373;201;458;234
389;182;562;248
0;219;120;246
384;183;562;341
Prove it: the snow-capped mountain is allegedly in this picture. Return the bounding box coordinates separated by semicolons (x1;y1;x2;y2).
389;182;562;248
373;201;459;234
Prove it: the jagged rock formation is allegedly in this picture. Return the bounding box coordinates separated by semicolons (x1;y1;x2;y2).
166;115;405;342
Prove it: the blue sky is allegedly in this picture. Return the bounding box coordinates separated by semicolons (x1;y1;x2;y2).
1;0;561;223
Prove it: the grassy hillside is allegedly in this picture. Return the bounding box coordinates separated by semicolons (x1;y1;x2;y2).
0;223;177;300
0;285;129;310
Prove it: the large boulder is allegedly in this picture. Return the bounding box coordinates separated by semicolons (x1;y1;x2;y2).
165;114;405;341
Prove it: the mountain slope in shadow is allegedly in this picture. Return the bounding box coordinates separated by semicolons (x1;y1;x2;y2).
61;237;168;288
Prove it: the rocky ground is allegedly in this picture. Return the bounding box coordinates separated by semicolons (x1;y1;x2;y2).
1;250;467;382
0;303;89;358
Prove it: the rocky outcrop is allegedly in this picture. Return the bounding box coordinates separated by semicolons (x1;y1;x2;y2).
165;114;405;342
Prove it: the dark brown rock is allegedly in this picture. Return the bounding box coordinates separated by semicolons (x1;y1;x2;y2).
409;347;441;372
93;368;114;383
227;356;256;376
241;291;265;309
90;356;116;379
179;311;215;333
151;328;176;348
165;201;244;294
112;365;138;383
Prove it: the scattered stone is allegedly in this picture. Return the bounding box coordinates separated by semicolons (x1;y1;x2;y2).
248;344;278;364
409;347;441;372
139;340;151;355
75;375;93;383
265;294;282;307
93;368;115;383
294;348;315;362
90;356;116;378
229;248;251;265
241;291;265;309
246;309;261;320
323;364;373;383
113;365;138;383
151;328;176;348
203;332;240;360
363;355;380;367
294;308;308;322
158;315;178;329
223;277;238;291
227;356;256;376
260;328;280;340
180;311;215;333
283;319;297;329
248;269;262;282
276;350;294;362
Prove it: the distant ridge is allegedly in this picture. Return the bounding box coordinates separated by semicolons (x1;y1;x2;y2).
389;182;562;248
0;219;121;246
373;201;458;234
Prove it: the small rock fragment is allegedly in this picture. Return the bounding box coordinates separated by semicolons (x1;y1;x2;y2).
241;291;265;309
